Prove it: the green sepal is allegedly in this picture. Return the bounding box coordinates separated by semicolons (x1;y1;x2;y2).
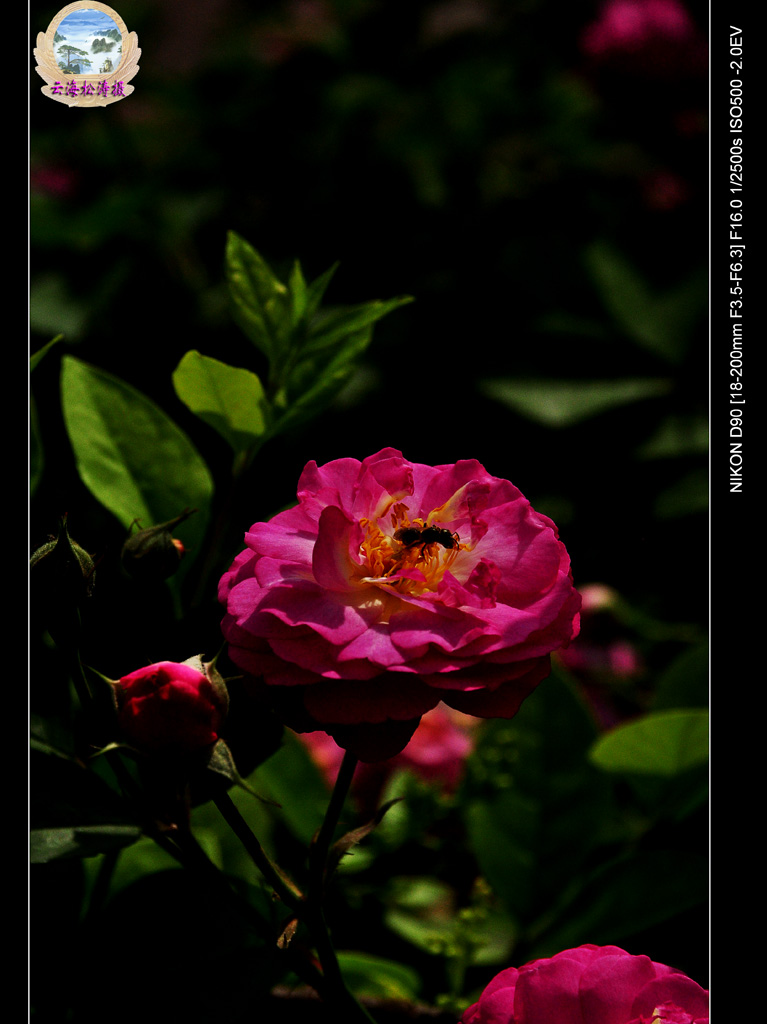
182;653;231;720
202;738;277;806
121;508;197;582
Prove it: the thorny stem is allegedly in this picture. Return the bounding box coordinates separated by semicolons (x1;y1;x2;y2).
214;751;376;1022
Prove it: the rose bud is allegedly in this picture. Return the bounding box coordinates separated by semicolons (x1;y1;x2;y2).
30;515;95;598
115;660;227;756
461;944;709;1024
121;509;196;582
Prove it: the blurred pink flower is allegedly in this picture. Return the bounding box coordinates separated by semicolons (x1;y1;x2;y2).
462;944;709;1023
581;0;695;56
302;702;477;796
30;164;78;199
556;583;644;729
580;0;706;77
641;170;690;211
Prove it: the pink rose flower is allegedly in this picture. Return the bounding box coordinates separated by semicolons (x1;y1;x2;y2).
462;944;709;1024
116;661;226;755
219;449;580;760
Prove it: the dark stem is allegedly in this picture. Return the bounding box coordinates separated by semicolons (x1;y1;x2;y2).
305;750;378;1024
309;748;358;901
213;789;303;908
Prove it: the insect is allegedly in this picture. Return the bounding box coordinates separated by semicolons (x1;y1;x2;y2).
394;524;459;553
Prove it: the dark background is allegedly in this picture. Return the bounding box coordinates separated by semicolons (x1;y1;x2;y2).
30;1;709;1015
31;0;708;627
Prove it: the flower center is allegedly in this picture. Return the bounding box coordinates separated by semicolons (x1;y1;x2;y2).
358;501;463;595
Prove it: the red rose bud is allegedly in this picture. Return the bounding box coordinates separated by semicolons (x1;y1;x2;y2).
121;509;196;582
115;660;227;756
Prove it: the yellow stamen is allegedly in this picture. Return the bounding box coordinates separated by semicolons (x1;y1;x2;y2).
357;510;465;595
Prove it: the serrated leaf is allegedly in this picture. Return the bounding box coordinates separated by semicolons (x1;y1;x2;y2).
479;378;671;427
60;356;213;566
172;350;270;453
588;709;709;777
225;231;290;362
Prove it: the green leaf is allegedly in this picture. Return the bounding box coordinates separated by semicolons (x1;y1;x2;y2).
325;799;402;880
636;414;709;460
60;356;213;564
652;643;709;711
462;671;615;922
30;747;142;862
31;825;142;863
300;295;414;358
30;274;88;340
479;378;671;427
584;241;705;363
654;468;709;518
337;952;421;1002
172;349;270;453
529;849;708;956
272;328;375;436
30;333;64;371
305;262;340;320
287;259;308;328
30;395;44;494
248;731;331;844
588;709;709;777
225;231;290;362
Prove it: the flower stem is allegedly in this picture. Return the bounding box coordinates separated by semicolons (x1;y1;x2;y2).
305;750;378;1024
213;789;303;907
309;749;356;889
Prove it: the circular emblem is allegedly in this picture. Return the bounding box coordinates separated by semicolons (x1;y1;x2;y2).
33;3;140;107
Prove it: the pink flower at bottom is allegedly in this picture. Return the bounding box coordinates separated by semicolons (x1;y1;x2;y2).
461;944;708;1024
219;449;580;761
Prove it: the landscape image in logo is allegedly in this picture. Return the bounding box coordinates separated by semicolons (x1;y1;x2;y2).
54;8;123;75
